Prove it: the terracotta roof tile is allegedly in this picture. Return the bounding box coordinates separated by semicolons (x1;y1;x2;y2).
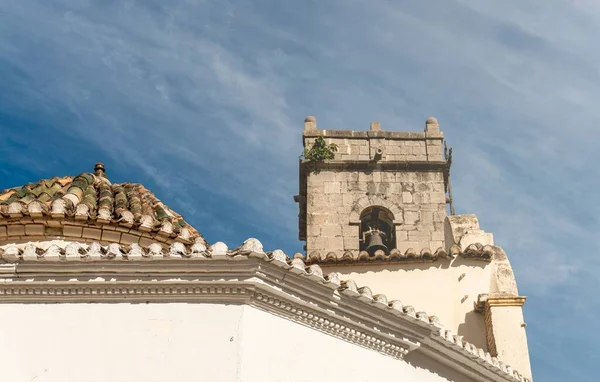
302;243;496;264
0;164;202;243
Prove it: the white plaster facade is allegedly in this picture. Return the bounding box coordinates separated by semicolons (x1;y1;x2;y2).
320;257;493;350
0;303;472;382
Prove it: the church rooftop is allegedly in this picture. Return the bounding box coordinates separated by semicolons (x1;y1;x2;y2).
0;238;529;382
0;163;203;247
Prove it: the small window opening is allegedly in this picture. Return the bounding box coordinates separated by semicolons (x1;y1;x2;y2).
359;206;396;255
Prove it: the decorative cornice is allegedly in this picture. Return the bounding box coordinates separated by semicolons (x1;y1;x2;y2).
475;294;527;312
0;239;528;382
302;243;498;265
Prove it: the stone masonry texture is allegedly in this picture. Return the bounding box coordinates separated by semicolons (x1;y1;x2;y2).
299;117;448;258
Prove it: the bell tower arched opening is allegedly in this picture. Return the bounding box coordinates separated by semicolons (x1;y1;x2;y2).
359;206;396;254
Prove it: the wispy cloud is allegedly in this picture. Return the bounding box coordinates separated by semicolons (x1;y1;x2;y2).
1;1;599;379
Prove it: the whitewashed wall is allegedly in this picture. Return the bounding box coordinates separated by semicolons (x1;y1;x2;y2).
0;303;468;382
321;257;492;350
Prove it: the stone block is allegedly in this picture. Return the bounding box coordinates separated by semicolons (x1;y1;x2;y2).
45;227;62;236
139;237;155;248
321;225;342;237
430;240;444;250
325;237;345;250
342;194;354;205
347;181;365;192
344;242;360;252
121;233;141;245
307;224;321;236
342;224;359;237
327;193;342;205
385;182;400;194
395;230;408;241
308;213;328;225
413;146;427;156
356;172;369;183
428;152;443;161
419;222;435;233
309;173;327;185
24;224;44;236
430;191;447;203
0;225;6;237
101;230;121;243
404;211;420;225
310;194;327;207
413;192;427;204
397;241;420;254
398;224;418;231
343;233;360;251
409;231;431;242
421;211;433;224
7;225;25;237
337;145;350;155
385;144;399;155
324;182;341;194
431;230;446;241
402;192;413;203
308;236;326;248
460;231;494;248
335;172;349;182
401;181;415;192
431;182;445;193
326;213;342;225
434;210;447;222
82;227;102;240
445;214;495;250
398;173;418;182
417;183;431;192
381;172;394;182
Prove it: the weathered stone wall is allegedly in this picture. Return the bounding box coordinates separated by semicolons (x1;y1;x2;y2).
302;118;447;257
306;168;447;255
303;134;444;162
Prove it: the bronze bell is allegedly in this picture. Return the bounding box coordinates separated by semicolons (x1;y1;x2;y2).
366;231;388;255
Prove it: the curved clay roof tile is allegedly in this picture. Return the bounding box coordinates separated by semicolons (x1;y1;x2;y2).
0;165;203;246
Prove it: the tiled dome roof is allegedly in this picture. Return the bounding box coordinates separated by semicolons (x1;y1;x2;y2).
0;163;203;246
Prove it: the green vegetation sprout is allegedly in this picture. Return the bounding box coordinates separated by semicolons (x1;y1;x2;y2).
301;136;338;162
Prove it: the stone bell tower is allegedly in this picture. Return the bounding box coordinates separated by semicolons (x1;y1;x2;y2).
295;116;450;260
294;116;533;380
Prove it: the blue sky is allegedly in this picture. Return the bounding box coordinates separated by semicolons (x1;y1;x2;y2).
0;0;597;379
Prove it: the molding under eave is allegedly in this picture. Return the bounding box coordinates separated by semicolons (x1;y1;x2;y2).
0;257;525;382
